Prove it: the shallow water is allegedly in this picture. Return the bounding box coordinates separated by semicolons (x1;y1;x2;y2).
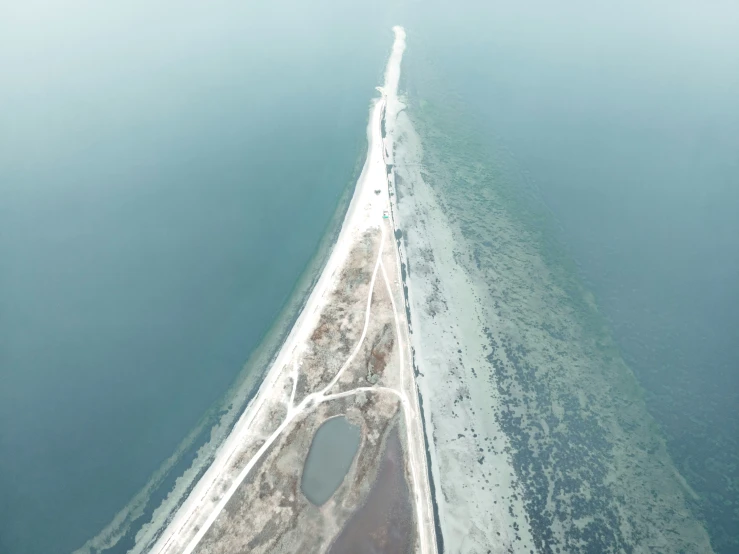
399;2;738;551
4;2;736;552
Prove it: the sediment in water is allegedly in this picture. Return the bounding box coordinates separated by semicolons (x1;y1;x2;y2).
388;54;714;552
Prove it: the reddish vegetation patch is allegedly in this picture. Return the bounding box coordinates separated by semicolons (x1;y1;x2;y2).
328;426;414;554
311;319;330;342
366;323;394;379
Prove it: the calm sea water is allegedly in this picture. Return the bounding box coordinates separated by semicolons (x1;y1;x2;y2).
4;1;737;552
0;2;398;552
406;1;738;551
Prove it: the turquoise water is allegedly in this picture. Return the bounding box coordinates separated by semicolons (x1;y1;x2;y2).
4;1;737;552
0;2;399;552
403;2;738;551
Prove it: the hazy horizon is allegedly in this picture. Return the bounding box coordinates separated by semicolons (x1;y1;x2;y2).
2;1;737;552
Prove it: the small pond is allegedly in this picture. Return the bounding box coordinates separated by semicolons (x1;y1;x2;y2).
300;415;362;505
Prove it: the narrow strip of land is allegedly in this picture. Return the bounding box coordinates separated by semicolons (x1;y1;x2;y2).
148;26;436;554
177;224;387;554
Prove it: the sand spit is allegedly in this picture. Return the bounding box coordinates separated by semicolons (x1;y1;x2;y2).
141;26;435;554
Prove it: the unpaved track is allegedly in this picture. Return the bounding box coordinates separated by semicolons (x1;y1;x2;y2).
179;219;431;554
153;27;436;554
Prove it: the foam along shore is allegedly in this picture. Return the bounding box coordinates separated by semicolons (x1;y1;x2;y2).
141;26;433;554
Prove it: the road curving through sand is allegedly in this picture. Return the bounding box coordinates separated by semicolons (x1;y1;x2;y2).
147;25;436;554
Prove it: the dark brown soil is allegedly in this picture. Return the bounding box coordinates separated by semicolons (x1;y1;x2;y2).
328;426;414;554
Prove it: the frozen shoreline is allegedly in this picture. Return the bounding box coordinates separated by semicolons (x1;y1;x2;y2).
389;80;714;552
388;104;536;552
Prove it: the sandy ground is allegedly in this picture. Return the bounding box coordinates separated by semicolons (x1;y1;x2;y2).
144;26;436;554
